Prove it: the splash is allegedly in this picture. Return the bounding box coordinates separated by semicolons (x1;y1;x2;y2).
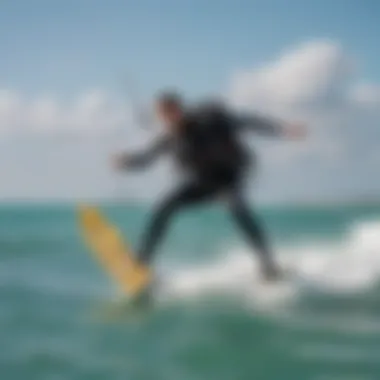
155;220;380;307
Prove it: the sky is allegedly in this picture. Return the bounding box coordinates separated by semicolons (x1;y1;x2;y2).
0;0;379;203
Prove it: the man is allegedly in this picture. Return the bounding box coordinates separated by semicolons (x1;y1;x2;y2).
114;91;306;281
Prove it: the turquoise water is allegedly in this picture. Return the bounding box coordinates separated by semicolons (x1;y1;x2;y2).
1;202;380;380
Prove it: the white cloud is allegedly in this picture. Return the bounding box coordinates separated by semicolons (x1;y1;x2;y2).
228;41;351;112
1;40;380;202
350;83;380;107
29;97;61;131
226;40;380;202
0;89;133;137
0;90;23;134
0;88;170;201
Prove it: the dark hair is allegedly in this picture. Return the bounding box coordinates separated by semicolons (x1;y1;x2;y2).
156;90;183;108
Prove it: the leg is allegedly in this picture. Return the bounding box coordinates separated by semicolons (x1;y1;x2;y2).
226;189;280;280
137;182;216;265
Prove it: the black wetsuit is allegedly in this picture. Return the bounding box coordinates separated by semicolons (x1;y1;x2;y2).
127;104;283;277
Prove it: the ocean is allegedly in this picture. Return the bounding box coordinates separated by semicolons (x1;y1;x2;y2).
1;202;380;380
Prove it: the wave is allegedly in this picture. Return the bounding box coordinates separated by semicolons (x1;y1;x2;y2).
156;219;380;308
4;218;380;311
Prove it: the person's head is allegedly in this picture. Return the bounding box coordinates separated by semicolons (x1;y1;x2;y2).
155;91;184;130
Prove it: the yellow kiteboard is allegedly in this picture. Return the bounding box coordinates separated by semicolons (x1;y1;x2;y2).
78;205;151;299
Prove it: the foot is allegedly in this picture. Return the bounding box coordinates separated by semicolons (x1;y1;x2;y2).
261;263;283;282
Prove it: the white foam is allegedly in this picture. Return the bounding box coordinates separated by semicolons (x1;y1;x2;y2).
156;251;297;308
155;219;380;308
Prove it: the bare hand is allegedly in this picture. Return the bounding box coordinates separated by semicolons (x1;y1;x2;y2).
283;122;307;140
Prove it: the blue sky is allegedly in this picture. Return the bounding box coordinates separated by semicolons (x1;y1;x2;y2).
0;0;379;202
1;0;379;97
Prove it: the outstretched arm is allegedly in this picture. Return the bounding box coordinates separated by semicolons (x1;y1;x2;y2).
236;113;306;139
114;135;171;171
236;113;284;136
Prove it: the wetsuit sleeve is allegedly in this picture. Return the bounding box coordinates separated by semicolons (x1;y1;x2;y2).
124;135;171;170
236;113;284;136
